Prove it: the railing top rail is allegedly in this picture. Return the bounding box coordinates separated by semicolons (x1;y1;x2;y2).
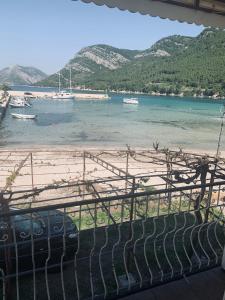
1;175;138;196
2;166;221;197
1;180;225;218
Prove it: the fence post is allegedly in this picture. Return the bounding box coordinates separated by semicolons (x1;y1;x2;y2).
0;192;12;300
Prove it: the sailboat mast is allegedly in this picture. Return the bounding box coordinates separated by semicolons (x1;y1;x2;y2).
58;72;61;93
69;67;72;94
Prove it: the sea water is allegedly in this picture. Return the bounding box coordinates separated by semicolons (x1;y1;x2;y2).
1;89;225;150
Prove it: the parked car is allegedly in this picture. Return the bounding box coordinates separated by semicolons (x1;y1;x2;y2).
0;208;78;272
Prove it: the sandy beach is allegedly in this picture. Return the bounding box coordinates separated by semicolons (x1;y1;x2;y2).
0;146;224;209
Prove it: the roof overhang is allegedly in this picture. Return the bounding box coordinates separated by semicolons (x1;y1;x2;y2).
73;0;225;28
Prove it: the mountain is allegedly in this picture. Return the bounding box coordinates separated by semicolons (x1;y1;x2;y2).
38;28;225;97
38;38;192;88
0;65;47;85
38;44;140;87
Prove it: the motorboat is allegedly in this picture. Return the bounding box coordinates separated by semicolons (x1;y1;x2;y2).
9;97;31;108
123;98;139;104
9;102;25;108
11;113;37;120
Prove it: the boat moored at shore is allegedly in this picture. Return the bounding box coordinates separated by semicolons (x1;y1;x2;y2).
123;97;139;105
9;97;31;108
11;113;37;120
52;91;74;100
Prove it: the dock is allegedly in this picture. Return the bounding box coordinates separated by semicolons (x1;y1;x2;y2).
0;94;10;121
8;90;110;100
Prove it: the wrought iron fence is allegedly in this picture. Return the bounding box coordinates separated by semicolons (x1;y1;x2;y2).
0;179;224;300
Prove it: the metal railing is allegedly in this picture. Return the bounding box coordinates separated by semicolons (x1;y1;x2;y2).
0;179;224;300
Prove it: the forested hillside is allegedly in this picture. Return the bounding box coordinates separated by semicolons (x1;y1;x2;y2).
38;28;225;97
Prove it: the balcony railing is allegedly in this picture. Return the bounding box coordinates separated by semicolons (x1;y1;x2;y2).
0;180;224;300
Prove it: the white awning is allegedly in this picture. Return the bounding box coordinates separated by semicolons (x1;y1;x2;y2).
73;0;225;28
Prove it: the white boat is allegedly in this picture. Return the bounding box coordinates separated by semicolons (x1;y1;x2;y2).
123;98;139;104
11;113;37;120
52;69;74;100
52;91;74;99
9;97;31;108
9;102;25;108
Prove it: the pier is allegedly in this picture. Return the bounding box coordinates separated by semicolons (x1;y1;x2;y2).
8;90;110;100
0;94;10;121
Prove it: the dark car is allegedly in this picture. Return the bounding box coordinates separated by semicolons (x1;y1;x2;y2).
0;208;78;272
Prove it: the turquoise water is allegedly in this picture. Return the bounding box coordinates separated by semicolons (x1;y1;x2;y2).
1;90;225;150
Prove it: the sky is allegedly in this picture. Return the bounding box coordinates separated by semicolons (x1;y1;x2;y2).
0;0;204;74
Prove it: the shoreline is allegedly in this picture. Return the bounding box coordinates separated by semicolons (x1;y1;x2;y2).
9;85;225;101
8;90;110;100
0;145;223;157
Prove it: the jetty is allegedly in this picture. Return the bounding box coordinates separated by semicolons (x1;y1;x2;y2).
8;90;110;100
0;93;10;121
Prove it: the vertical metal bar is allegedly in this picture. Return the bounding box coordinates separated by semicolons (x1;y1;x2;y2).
217;184;221;206
125;151;129;193
129;178;135;225
206;221;218;264
172;213;186;276
99;212;109;299
90;202;97;300
44;210;51;300
205;170;214;223
30;153;34;189
126;177;135;279
0;192;12;300
112;199;124;295
179;191;182;212
144;217;157;284
30;212;36;300
30;152;35;206
60;208;66;300
74;205;81;300
133;195;148;288
188;189;192;212
11;218;19;300
154;214;167;281
0;268;6;300
83;151;86;201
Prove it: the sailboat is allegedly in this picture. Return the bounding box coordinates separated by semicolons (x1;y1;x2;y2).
52;69;74;100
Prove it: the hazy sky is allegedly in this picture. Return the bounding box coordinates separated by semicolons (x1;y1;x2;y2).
0;0;204;74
